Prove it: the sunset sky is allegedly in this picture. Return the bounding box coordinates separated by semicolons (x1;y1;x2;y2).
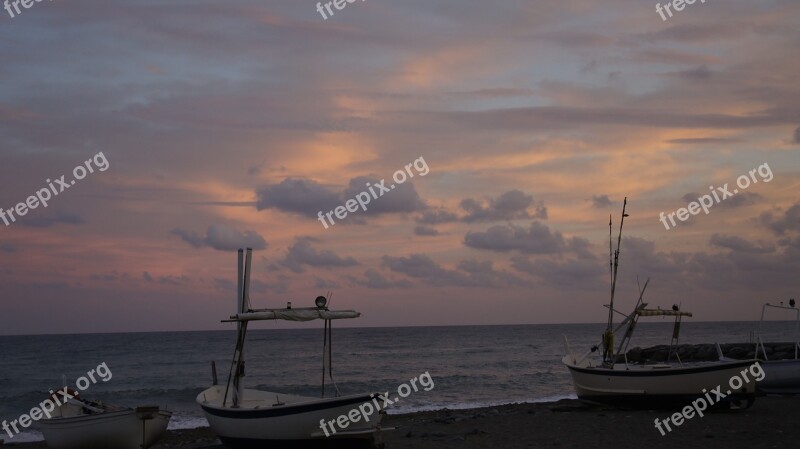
1;0;798;335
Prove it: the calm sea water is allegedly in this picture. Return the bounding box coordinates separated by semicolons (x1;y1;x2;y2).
0;321;794;443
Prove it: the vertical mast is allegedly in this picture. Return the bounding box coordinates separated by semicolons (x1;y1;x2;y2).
233;249;252;406
609;197;628;327
242;248;252;312
237;249;244;319
604;197;628;364
225;248;252;408
607;214;613;330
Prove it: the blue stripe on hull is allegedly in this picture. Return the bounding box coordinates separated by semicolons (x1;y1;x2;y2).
202;394;376;419
567;360;756;377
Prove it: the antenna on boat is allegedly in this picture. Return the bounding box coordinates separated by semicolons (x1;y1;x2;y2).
667;302;684;363
604;197;628;365
609;214;613;295
636;276;641;298
615;277;648;363
242;248;252;312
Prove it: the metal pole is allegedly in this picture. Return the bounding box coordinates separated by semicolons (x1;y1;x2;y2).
321;320;327;398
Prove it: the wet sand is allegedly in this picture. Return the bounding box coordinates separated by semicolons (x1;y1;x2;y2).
4;397;798;449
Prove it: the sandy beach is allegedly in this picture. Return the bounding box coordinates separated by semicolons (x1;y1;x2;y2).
4;396;797;449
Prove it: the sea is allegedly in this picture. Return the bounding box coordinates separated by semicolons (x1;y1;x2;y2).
0;321;794;443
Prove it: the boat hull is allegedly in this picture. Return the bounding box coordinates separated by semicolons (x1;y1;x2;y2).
38;409;172;449
563;356;758;408
198;386;384;448
758;359;800;394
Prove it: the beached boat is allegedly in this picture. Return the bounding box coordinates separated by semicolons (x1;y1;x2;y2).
719;301;800;394
38;391;171;449
756;357;800;394
562;198;758;408
752;301;800;394
197;248;386;448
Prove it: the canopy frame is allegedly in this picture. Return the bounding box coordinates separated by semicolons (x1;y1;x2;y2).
220;248;359;408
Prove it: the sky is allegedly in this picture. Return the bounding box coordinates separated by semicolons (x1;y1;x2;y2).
0;0;798;335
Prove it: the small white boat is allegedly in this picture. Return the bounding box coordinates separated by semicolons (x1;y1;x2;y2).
197;248;387;448
756;358;800;394
719;301;800;394
563;198;758;408
200;386;379;445
38;391;171;449
754;301;800;394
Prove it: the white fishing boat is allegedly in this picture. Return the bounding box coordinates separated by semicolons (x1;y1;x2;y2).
38;390;171;449
562;198;758;408
756;357;800;395
718;300;800;394
197;248;386;448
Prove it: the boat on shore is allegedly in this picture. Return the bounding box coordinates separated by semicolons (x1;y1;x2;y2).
38;390;171;449
197;248;387;448
564;304;759;408
562;198;758;408
719;300;800;394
